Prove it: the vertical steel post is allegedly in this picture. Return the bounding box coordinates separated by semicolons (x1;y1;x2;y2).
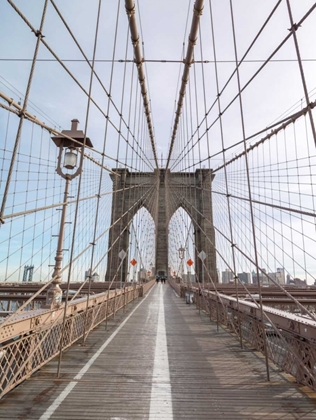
47;176;70;311
216;296;219;332
113;289;117;319
120;261;123;290
202;261;205;288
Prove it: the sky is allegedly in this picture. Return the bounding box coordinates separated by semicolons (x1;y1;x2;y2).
0;1;316;159
1;0;316;284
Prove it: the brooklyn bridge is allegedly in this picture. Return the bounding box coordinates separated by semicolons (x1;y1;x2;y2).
1;0;316;418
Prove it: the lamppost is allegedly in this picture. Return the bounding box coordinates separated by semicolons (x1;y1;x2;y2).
178;246;185;281
118;249;126;289
198;250;207;288
150;262;153;275
44;119;93;309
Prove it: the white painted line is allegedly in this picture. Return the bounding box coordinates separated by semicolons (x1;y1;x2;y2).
149;284;173;419
38;381;76;420
172;289;179;298
39;287;154;420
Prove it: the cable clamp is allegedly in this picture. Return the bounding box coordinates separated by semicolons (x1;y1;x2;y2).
288;23;300;32
18;110;26;118
193;5;204;17
125;5;136;16
132;36;139;48
188;37;197;48
33;29;44;38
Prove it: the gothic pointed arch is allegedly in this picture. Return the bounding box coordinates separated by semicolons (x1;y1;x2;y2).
106;168;217;283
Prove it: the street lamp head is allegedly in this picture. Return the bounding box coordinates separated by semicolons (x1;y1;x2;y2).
51;119;93;179
51;119;93;149
63;147;78;169
178;246;185;260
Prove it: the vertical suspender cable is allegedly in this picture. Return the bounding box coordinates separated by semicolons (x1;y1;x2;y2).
208;0;243;348
125;0;158;168
166;0;204;170
57;0;103;376
229;0;270;381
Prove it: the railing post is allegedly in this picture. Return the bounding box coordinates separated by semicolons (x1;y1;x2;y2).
69;316;74;343
113;289;117;319
26;335;36;374
216;296;219;332
105;290;109;331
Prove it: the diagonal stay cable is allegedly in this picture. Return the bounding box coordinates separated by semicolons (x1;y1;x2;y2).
6;0;154;172
166;0;204;170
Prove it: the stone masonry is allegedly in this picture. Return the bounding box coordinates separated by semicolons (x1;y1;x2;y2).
106;168;217;283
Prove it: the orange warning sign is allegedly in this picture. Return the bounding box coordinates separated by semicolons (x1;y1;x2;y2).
130;258;137;266
187;259;194;267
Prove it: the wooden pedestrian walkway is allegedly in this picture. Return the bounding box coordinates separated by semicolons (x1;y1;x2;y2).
1;283;316;419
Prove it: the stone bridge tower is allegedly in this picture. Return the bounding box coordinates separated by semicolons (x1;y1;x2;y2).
106;168;217;284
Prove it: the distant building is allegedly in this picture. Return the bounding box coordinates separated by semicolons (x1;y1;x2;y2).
22;265;34;282
138;268;147;282
289;277;307;287
266;268;285;285
222;269;234;284
277;268;286;284
252;267;285;285
238;272;251;284
183;273;195;283
252;268;267;285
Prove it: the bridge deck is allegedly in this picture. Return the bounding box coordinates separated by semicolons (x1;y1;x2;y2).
1;284;316;419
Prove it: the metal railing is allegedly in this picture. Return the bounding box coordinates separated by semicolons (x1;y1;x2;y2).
170;280;316;391
0;280;155;398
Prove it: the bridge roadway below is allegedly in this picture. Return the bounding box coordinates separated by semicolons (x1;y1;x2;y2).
1;283;316;419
